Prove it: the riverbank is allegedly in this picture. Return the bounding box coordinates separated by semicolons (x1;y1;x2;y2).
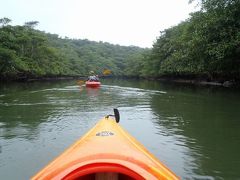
0;75;86;82
121;75;239;88
155;78;237;87
1;75;239;88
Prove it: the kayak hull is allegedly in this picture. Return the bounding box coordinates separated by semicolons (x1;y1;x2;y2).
32;118;179;180
85;81;101;88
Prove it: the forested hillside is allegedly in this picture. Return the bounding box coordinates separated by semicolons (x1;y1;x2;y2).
0;19;146;80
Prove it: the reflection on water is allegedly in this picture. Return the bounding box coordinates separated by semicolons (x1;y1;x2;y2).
86;87;100;97
0;79;240;179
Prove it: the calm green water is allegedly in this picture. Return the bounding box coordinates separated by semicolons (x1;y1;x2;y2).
0;79;240;179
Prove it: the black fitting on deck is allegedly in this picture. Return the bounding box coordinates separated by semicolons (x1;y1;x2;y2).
106;108;120;123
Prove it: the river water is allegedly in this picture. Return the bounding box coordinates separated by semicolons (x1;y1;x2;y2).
0;79;240;179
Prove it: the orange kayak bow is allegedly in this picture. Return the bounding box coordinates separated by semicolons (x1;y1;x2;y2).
32;110;179;180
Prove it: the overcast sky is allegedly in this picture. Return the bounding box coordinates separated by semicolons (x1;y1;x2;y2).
0;0;197;48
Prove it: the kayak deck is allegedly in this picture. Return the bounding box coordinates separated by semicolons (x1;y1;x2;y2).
32;117;179;180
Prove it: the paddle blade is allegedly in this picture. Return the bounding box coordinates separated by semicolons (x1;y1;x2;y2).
103;69;111;76
77;80;85;86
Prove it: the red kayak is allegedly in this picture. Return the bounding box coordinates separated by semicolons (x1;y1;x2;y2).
85;81;101;88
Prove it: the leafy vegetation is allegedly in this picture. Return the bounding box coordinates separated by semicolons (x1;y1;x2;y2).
0;19;145;80
140;0;240;80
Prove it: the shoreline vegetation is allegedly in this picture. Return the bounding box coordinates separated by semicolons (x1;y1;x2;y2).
1;0;240;87
0;75;237;88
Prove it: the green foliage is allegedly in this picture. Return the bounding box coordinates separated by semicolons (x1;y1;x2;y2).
124;49;150;77
0;21;145;80
24;21;39;29
0;47;17;76
0;17;11;27
143;0;240;80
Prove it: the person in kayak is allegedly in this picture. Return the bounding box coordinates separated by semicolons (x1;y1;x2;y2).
87;71;99;82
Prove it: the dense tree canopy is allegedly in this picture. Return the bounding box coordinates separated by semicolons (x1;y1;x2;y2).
0;21;145;80
141;0;240;80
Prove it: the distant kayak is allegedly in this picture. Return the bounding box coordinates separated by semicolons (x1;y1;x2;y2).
32;110;179;180
85;81;101;88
